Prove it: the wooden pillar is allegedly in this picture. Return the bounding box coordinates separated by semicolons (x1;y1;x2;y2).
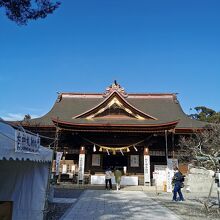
172;131;175;158
143;147;151;186
165;130;168;161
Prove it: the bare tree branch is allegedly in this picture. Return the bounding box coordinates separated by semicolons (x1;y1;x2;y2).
178;123;220;171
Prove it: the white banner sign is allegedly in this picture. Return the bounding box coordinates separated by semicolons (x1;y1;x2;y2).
166;159;178;192
78;154;85;181
62;164;67;174
92;154;100;166
130;155;139;167
15;130;40;154
153;165;167;187
55;152;63;175
144;155;151;184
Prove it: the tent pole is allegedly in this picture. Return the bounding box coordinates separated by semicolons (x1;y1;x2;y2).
43;161;53;220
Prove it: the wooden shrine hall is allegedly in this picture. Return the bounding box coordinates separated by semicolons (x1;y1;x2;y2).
18;81;206;185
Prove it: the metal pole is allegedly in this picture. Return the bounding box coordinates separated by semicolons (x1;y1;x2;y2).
43;133;56;219
217;190;220;209
54;119;60;184
43;161;53;220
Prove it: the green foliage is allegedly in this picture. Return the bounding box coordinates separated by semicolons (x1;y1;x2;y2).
189;106;220;123
0;0;60;25
23;114;31;121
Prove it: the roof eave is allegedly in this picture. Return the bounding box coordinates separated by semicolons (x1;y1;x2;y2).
51;118;179;132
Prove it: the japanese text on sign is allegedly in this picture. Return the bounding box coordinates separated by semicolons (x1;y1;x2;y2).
15;130;40;154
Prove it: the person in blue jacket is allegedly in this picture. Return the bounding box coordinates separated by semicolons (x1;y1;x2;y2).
172;167;185;201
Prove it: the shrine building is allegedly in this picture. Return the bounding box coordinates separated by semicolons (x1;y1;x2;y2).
18;81;206;185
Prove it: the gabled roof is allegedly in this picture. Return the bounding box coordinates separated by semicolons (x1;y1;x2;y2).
74;91;157;120
21;82;207;133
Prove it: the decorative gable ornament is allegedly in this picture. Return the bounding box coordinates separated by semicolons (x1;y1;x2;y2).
103;80;128;98
86;97;145;120
73;81;157;121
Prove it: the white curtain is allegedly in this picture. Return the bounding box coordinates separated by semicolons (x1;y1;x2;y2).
0;160;50;220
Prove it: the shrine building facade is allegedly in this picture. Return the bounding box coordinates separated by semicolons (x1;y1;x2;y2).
18;82;206;184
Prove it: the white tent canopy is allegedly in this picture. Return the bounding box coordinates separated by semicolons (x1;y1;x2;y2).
0;122;53;220
0;122;52;162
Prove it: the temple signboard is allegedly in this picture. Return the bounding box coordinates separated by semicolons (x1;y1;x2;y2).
144;155;151;185
55;152;63;175
166;158;178;192
78;154;85;181
130;155;139;167
92;154;101;166
15;130;40;154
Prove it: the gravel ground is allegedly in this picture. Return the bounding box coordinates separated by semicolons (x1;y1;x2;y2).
46;202;72;220
147;191;220;220
45;188;84;220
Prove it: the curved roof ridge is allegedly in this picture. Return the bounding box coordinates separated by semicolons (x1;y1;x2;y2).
61;92;176;96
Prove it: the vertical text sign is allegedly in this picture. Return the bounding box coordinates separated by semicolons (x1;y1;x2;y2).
144;155;151;184
78;154;85;181
55;152;63;175
166;158;178;192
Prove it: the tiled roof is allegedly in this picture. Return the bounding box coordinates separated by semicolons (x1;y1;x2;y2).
25;92;206;130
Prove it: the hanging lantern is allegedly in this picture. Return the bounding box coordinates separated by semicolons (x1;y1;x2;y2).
93;145;96;152
127;147;130;152
99;147;102;152
144;147;149;154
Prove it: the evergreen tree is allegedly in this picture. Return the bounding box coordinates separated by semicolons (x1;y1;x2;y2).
189;106;220;123
0;0;60;25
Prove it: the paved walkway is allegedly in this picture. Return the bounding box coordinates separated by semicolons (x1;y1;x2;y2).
53;198;77;203
61;190;181;220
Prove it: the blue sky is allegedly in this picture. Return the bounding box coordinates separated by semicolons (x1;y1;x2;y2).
0;0;219;121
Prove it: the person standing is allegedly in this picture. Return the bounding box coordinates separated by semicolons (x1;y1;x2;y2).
172;167;185;201
114;168;122;191
105;167;112;190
